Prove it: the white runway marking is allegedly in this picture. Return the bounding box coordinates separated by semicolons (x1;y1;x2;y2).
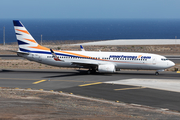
105;79;180;93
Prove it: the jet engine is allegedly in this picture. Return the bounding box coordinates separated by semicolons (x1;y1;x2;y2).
98;64;115;73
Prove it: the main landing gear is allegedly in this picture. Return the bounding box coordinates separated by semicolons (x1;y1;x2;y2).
87;68;97;74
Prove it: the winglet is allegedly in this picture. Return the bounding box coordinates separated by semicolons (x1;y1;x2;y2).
50;49;54;53
50;49;61;61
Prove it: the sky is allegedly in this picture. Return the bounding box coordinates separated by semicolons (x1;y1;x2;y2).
0;0;180;19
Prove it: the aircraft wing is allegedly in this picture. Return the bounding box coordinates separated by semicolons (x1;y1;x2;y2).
50;49;64;61
71;61;98;67
50;49;98;68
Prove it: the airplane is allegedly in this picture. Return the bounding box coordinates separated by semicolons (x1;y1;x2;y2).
80;45;101;52
80;45;85;51
13;20;175;75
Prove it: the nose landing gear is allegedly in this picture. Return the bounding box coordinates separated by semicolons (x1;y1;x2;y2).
155;69;164;75
155;72;159;75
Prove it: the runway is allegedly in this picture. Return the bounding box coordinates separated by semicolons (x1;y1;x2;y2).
0;55;23;60
73;39;180;46
0;69;180;111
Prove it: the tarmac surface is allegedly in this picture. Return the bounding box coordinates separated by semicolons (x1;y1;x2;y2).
0;55;23;60
0;69;180;112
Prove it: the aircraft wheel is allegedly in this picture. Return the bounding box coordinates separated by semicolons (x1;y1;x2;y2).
87;69;96;74
155;72;159;75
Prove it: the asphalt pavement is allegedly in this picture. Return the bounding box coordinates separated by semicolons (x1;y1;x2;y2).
0;69;180;112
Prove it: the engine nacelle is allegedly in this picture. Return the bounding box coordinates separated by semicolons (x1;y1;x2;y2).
98;64;115;73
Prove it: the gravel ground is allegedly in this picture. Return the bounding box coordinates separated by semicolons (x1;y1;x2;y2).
0;88;180;120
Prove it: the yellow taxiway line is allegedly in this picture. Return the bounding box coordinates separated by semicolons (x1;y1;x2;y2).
33;80;46;84
79;82;102;87
114;86;146;91
50;80;97;83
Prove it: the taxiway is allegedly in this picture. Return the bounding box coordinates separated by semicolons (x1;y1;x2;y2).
0;69;180;111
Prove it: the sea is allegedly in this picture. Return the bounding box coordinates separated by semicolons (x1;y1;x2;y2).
0;19;180;44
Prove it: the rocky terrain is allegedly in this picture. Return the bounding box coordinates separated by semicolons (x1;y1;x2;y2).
0;88;180;120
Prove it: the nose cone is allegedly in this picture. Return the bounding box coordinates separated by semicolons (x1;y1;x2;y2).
168;61;175;67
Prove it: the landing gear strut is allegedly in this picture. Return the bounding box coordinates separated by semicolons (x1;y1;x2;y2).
155;69;164;75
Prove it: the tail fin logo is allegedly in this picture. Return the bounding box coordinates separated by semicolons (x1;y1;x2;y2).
15;29;30;35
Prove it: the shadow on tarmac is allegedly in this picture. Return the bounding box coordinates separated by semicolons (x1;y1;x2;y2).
0;69;179;79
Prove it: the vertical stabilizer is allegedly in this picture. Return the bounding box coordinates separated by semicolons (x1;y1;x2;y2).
80;45;85;51
13;20;39;52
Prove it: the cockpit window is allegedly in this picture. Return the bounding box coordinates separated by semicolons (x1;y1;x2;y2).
161;58;168;61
